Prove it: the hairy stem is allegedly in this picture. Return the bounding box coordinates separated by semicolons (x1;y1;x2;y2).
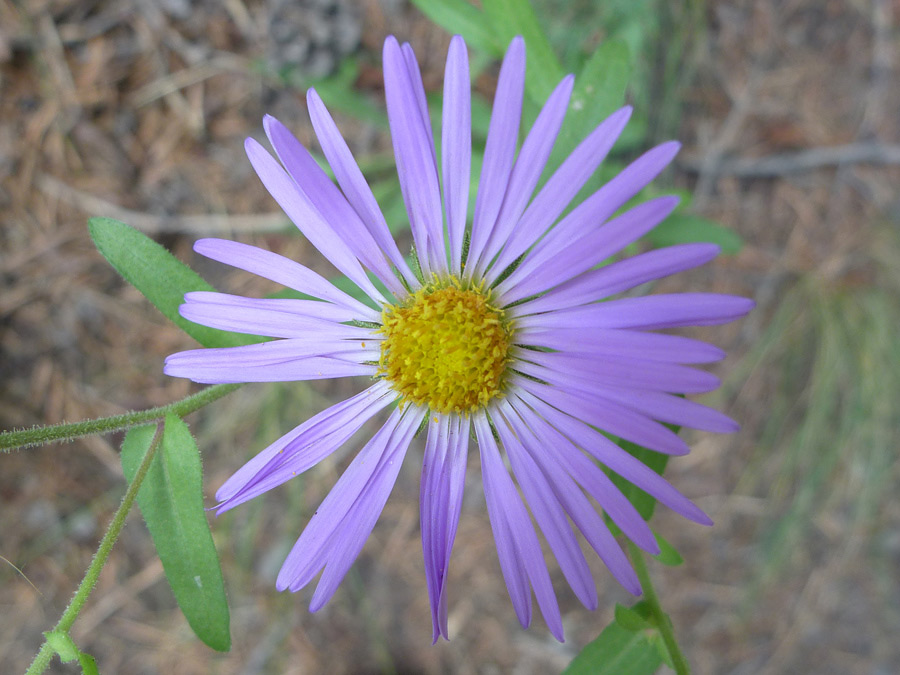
1;383;240;452
629;541;691;675
25;424;164;675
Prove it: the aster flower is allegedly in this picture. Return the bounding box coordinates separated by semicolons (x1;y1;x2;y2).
165;35;753;642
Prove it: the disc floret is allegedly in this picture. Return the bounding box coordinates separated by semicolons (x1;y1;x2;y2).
378;277;511;414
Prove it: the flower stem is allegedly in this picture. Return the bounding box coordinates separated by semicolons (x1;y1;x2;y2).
629;541;691;675
1;383;240;452
24;424;164;675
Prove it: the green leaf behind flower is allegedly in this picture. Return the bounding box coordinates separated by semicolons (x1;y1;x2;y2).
88;217;262;347
410;0;503;56
482;0;565;104
562;609;663;675
121;418;231;651
647;212;744;253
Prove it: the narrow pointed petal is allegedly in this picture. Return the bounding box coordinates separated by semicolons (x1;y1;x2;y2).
276;407;423;597
193;238;380;320
520;294;757;331
474;74;575;277
502;397;642;593
510;243;722;316
164;340;378;384
383;37;446;275
487;106;633;279
474;413;565;641
466;37;525;272
517;350;722;394
516;327;726;364
421;414;469;641
527;141;681;265
442;36;471;275
590;387;740;433
493;406;598;609
184;291;361;324
245;137;387;304
215;381;396;511
499;196;680;303
516;388;712;525
513;376;691;456
306;89;418;287
179;299;373;340
264;115;405;295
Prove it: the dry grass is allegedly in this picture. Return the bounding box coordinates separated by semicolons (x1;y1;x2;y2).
2;0;899;673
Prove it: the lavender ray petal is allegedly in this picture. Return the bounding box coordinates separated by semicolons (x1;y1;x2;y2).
510;243;721;316
245;137;387;304
493;404;598;610
517;350;721;394
383;37;446;275
519;294;756;331
465;37;525;273
590;387;739;433
499;196;679;303
502;397;642;593
308;408;422;610
475;413;565;641
516;327;725;364
276;407;423;593
486;106;633;280
523;141;681;266
474;74;575;278
512;376;690;456
264;115;405;295
472;413;532;628
500;398;657;554
306;89;418;287
179;301;374;340
215;381;396;512
164;340;378;384
515;387;712;525
441;36;471;275
184;291;361;324
193;239;380;320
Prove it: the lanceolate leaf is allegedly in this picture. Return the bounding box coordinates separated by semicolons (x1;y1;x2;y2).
88;217;261;348
410;0;502;56
562;613;663;675
121;418;231;651
647;212;744;254
482;0;565;104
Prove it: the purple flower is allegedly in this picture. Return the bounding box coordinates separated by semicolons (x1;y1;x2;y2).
165;35;753;642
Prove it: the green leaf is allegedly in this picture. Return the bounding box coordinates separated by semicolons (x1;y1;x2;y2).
614;603;653;632
652;530;685;567
555;38;631;165
563;615;663;675
121;418;231;651
410;0;502;56
88;217;261;348
608;437;671;521
482;0;565;104
44;631;99;675
647;212;744;254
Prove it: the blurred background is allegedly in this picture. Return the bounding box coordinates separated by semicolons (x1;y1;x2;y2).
2;0;899;673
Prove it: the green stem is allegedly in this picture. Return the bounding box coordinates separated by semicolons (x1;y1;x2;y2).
629;541;691;675
25;424;164;675
1;383;240;452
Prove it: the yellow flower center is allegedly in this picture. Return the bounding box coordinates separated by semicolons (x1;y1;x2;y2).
378;279;511;414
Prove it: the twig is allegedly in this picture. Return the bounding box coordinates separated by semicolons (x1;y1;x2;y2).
37;173;289;234
678;142;900;177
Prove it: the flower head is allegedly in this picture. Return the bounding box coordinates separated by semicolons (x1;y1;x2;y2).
165;35;753;642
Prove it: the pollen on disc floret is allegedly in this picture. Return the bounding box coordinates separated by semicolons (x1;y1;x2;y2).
378;277;512;414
